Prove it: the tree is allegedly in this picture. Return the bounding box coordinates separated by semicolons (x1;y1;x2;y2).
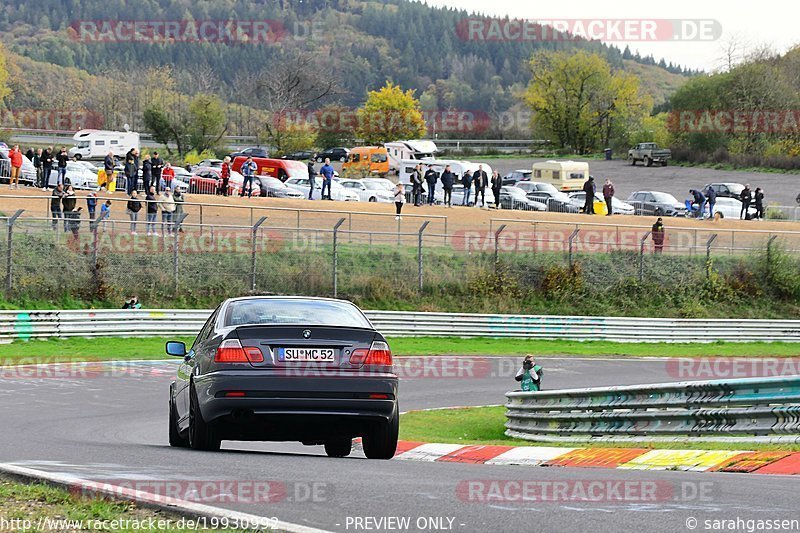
187;93;227;155
0;43;13;106
523;50;651;153
143;106;188;157
355;82;426;144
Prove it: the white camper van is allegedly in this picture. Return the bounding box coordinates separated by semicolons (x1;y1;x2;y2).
68;129;140;160
384;140;438;172
531;160;589;192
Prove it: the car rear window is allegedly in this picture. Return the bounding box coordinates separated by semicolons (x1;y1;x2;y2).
224;299;372;328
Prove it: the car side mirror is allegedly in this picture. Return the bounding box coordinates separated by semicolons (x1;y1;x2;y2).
166;341;186;357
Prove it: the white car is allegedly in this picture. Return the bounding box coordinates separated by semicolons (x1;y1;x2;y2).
568;191;635;215
700;197;758;219
49;161;98;189
338;179;394;202
285;177;359;201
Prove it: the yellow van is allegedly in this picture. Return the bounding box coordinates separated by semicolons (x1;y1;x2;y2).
532;160;589;192
342;146;389;178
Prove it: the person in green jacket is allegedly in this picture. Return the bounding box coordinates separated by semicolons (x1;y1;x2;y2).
515;355;543;392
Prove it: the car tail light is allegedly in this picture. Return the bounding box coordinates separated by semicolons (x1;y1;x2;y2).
215;339;264;363
350;341;392;367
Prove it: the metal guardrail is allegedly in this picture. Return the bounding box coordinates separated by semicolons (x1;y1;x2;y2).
1;309;800;342
505;376;800;441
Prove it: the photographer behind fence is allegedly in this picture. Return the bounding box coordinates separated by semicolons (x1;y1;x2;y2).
515;355;543;392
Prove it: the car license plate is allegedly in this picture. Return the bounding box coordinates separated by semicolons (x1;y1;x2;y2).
277;348;335;362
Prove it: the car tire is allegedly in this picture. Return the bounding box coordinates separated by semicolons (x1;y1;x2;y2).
189;384;220;451
339;156;347;162
644;156;652;167
362;410;399;460
368;197;377;202
324;438;353;458
169;393;189;448
661;161;668;167
629;156;635;166
716;212;724;220
316;157;323;163
654;207;664;216
74;154;82;160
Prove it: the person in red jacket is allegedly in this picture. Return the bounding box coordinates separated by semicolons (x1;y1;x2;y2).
602;179;615;216
161;162;175;191
8;145;23;189
219;156;231;196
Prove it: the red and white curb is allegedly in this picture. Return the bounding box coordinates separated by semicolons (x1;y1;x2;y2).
380;441;800;474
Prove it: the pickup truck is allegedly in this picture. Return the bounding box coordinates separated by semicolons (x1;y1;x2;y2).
628;143;671;167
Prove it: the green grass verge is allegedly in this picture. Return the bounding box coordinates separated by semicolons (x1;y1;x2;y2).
0;476;248;532
399;406;800;451
1;336;798;364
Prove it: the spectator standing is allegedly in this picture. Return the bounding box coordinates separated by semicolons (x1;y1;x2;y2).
101;152;115;191
8;145;23;189
424;165;438;205
705;185;717;219
33;148;43;188
146;186;159;236
440;165;455;207
220;156;231;196
651;217;665;254
306;159;316;199
65;206;82;244
514;355;544;392
240;156;257;198
754;187;765;220
161;162;175;192
124;148;137;194
582;176;596;214
393;182;405;220
688;189;706;219
62;185;77;232
151;152;164;192
159;188;176;234
50;184;64;229
491;171;502;209
56;147;69;186
42;147;54;190
602;179;615;216
100;199;112;229
127;191;142;234
410;163;423;206
461;170;473;206
474;165;488;208
740;184;752;220
173;188;185;232
320;158;334;200
141;154;152;193
25;147;34;161
86;191;98;219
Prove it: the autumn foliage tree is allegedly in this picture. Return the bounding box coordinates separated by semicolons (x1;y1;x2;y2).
356;82;426;144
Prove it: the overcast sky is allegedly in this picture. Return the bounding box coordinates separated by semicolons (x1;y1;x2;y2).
423;0;796;71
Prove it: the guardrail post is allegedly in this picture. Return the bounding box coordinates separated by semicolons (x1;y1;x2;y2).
568;229;580;269
639;230;651;281
494;224;507;274
706;234;718;278
332;218;346;298
418;221;430;292
250;216;267;291
5;210;23;297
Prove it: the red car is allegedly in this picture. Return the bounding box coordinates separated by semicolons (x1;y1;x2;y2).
188;166;260;196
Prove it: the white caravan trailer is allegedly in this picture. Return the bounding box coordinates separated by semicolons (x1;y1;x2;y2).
384;140;438;172
68;129;140;160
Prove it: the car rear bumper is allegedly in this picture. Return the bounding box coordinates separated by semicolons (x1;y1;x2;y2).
193;370;398;429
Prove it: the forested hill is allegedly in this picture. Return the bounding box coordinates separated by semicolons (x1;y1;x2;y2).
0;0;691;113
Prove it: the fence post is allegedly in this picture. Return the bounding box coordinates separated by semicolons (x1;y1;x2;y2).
706;234;718;278
639;230;651;281
568;229;580;269
494;224;507;274
418;221;430;292
172;213;188;290
5;210;23;297
199;204;204;236
332;218;346;298
250;216;267;291
766;234;778;275
89;210;109;280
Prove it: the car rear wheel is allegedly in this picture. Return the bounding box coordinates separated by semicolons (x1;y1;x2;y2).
368;196;377;202
324;438;353;458
74;154;82;160
644;156;652;167
654;207;664;216
189;384;220;451
169;394;189;448
362;412;398;460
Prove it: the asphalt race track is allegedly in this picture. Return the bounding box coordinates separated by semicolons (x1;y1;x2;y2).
1;356;798;532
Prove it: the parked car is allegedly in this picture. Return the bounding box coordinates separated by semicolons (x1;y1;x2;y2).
316;147;350;163
0;147;36;185
628;143;671;166
190;166;257;196
195;159;223;169
257;176;304;198
338;179;394;203
702;183;746;199
516;182;579;213
231;156;308;182
449;183;496;207
498;186;547;211
502;169;532;186
690;197;757;219
627;191;685;217
285;176;359;201
283;150;317;161
342;146;390;178
49;161;98;189
230;147;269;159
568;191;635;215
